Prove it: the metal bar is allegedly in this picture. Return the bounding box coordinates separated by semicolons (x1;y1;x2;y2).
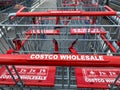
6;38;118;42
2;27;15;49
68;67;71;88
12;65;24;86
64;17;72;25
69;39;78;54
29;17;91;20
32;17;37;24
55;84;76;87
5;66;18;85
62;67;65;88
53;39;59;53
1;24;120;27
91;16;97;24
56;17;60;25
21;35;31;47
63;3;79;6
110;74;120;90
101;35;117;53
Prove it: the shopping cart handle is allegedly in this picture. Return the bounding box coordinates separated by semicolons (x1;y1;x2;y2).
10;10;117;17
0;54;120;67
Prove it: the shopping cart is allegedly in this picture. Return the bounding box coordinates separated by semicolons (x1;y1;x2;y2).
0;3;120;90
59;0;100;9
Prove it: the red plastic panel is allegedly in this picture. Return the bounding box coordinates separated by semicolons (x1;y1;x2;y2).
75;68;120;89
16;10;116;17
26;29;60;35
0;54;120;67
70;28;106;35
0;66;56;86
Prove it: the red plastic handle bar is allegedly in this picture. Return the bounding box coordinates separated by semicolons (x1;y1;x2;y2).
15;6;116;17
16;11;116;17
0;54;120;67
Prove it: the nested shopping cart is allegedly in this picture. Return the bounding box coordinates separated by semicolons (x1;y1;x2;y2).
0;2;120;90
58;0;101;9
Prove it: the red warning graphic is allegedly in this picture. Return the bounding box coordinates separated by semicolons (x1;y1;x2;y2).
70;28;106;35
0;66;56;86
75;68;120;89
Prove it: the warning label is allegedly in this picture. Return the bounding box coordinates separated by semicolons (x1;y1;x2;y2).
26;29;60;35
0;66;49;80
0;66;56;86
84;68;120;83
70;28;106;35
75;68;120;88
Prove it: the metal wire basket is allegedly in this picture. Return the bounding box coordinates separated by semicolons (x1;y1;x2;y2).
0;0;120;90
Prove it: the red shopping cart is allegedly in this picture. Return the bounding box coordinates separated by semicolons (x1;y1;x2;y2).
0;2;120;90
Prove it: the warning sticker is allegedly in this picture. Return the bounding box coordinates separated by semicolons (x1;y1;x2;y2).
70;28;106;35
75;68;120;88
26;29;60;35
0;66;56;86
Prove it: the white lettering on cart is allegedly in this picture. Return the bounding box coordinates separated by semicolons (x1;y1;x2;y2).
105;79;115;83
72;28;100;33
60;55;104;61
32;30;55;34
30;54;104;61
85;78;105;83
30;54;58;60
84;78;120;83
0;75;47;80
